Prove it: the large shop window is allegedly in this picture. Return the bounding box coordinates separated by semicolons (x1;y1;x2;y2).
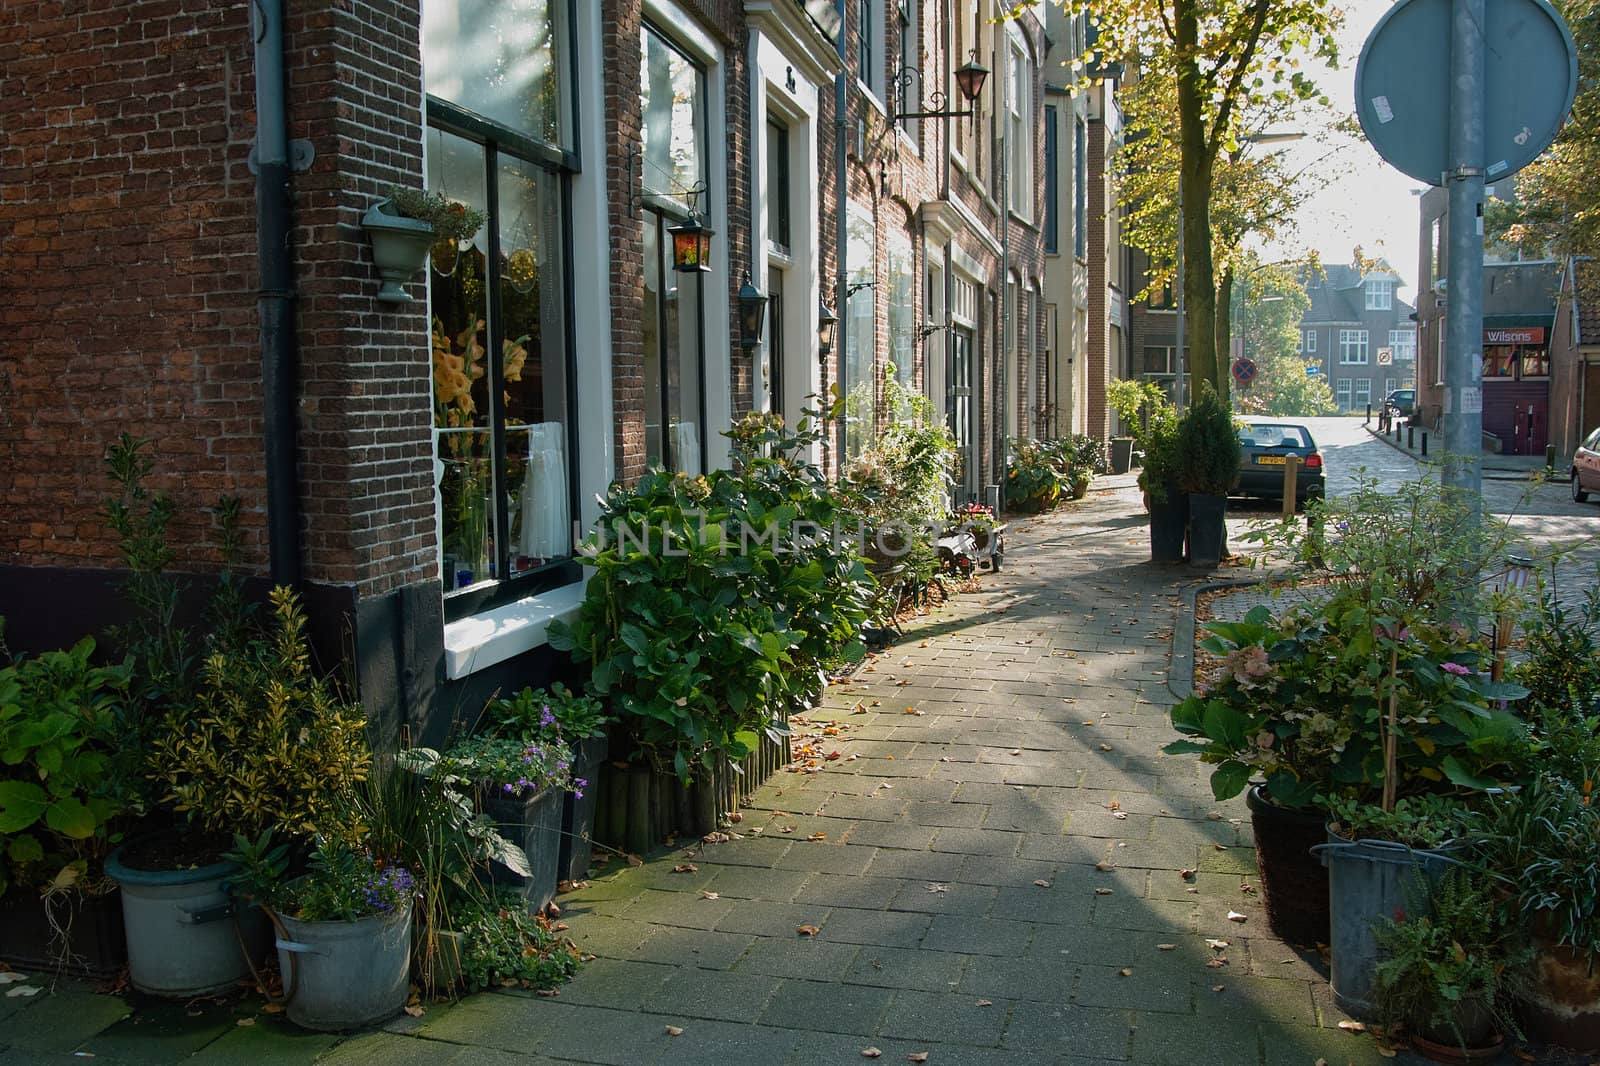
640;24;710;474
423;0;577;617
844;202;877;457
887;230;915;384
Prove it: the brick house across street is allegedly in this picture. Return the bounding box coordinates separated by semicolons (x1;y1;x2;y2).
1296;260;1416;415
0;1;1071;742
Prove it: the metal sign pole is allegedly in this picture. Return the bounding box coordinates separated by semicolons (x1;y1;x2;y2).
1442;0;1485;521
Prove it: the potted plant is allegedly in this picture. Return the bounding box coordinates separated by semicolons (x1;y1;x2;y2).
1108;379;1162;474
1372;868;1529;1062
485;685;612;884
1468;775;1600;1052
1136;400;1185;563
112;586;370;997
229;834;414;1032
1174;381;1240;567
1004;439;1063;513
362;186;484;303
0;638;137;976
952;502;999;552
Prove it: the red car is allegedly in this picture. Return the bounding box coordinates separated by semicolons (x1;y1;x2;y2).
1572;426;1600;504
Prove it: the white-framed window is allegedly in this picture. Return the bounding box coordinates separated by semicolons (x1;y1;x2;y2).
1007;26;1031;217
845;200;876;457
887;229;915;383
1335;378;1353;408
1389;328;1415;361
1366;278;1394;310
1384;377;1397;397
1304;329;1316;354
1073;117;1087;258
1354;378;1372;407
895;0;918;150
425;0;577;609
1340;329;1369;365
857;0;885;103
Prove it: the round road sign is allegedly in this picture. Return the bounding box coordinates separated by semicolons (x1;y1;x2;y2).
1232;358;1258;386
1355;0;1576;186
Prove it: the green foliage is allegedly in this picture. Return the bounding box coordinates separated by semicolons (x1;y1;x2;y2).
273;838;416;924
1467;774;1600;960
455;891;582;991
1512;564;1600;718
438;733;580;799
1107;378;1167;435
1175;382;1241;496
1372;870;1529;1047
388;187;485;242
1167;604;1530;808
0;640;136;896
1328;794;1472;850
1004;436;1100;512
551;410;872;782
1239;352;1339;417
1136;400;1183;503
145;587;371;842
487;683;610;741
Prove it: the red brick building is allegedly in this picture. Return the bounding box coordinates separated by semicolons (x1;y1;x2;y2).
0;1;1047;740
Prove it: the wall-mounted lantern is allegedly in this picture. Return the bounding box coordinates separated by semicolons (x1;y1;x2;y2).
737;273;768;349
817;298;838;359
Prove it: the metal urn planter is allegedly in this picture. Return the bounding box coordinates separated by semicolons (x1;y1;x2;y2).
275;903;412;1032
361;200;435;303
105;843;268;997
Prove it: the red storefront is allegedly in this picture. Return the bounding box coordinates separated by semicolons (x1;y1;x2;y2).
1482;322;1552;455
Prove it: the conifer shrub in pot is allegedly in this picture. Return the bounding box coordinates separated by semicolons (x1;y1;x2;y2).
1136;400;1185;562
1174;382;1239;566
0;639;138;975
114;587;371;997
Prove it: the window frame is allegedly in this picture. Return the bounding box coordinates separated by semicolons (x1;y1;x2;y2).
1388;328;1415;361
1339;328;1369;365
1304;329;1316;354
1335;378;1353;408
1366;278;1394;311
1006;27;1031;218
1354;378;1372;408
1073;117;1087;259
1042;105;1058;253
424;20;584;621
766;115;791;256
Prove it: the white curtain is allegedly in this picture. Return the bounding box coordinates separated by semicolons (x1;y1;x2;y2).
520;422;568;560
673;422;701;477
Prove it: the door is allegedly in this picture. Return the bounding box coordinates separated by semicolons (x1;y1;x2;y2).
765;268;783;416
949;327;976;500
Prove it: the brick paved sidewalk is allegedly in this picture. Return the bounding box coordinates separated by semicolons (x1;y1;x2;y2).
0;482;1408;1065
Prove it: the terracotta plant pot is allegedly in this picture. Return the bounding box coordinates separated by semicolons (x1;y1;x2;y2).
1518;936;1600;1052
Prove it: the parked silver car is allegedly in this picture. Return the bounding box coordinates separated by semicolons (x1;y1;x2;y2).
1572;426;1600;504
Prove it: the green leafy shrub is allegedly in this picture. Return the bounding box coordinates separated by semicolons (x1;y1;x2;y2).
487;683;609;741
0;640;136;896
456;891;582;991
146;587;371;842
551;411;871;782
388;187;485;241
1513;564;1600;719
229;834;414;924
1372;869;1529;1047
1175;381;1241;496
1005;439;1066;512
1136;401;1182;503
1108;378;1166;435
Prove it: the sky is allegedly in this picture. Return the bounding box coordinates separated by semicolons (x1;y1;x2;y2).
1270;0;1427;299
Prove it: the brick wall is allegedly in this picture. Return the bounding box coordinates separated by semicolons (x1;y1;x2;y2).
1084;100;1111;440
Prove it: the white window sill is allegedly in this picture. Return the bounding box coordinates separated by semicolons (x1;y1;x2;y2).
443;580;586;680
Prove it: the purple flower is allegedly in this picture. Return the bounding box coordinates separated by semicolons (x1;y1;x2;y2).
1441;662;1471;676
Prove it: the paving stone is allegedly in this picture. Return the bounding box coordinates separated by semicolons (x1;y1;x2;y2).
929;827;1024;857
643;1018;802;1061
318;1032;480;1066
183;1020;340;1065
617;888;737;931
1002;1002;1135;1059
757;978;893;1035
957;953;1075;1003
733;936;861;982
3;989;132;1053
526;1003;679;1064
713;899;830;938
877;989;1009;1047
861;849;964;882
812;907;932;948
771;842;879;876
794;874;907;910
640;965;783;1024
925;914;1035;956
701;864;811;901
1071;964;1193;1014
1129;1007;1264;1065
841;945;968;992
627;925;756;971
886;878;997;915
557;958;677;1008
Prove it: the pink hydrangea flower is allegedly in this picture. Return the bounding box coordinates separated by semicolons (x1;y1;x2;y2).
1441;662;1471;676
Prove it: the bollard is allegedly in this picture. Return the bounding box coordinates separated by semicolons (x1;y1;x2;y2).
1365;403;1372;424
1421;431;1428;457
1546;444;1557;469
1282;455;1300;519
1407;425;1415;449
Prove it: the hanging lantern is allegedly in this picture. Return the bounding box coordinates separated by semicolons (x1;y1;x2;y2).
430;234;459;277
737;273;768;350
954;55;990;104
817;298;838;359
668;212;714;273
506;248;538;294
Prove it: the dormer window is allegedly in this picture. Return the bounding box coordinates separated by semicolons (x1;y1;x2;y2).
1366;278;1394;310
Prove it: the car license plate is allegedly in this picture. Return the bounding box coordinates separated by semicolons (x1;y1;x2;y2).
1257;455;1287;465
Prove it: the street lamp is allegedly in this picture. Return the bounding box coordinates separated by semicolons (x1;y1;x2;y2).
667;211;713;273
891;50;989;123
817;298;837;360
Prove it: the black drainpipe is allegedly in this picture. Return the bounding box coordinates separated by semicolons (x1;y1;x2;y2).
251;0;302;586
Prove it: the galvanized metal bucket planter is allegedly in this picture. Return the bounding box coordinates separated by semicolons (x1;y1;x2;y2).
275;902;412;1032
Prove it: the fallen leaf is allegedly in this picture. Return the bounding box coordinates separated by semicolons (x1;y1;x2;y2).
1239;882;1256;895
1099;744;1114;752
797;924;821;937
1338;1021;1366;1033
261;1002;285;1014
1205;939;1229;951
626;853;645;866
1213;844;1229;851
926;882;949;894
1110;810;1128;820
700;891;720;900
236;1017;256;1027
1180;868;1197;880
975;999;993;1007
1094;888;1113;896
1108;800;1120;811
535;987;560;997
1205;958;1229;969
1118;967;1134;977
1211;984;1226;992
1156;944;1176;951
861;1050;882;1060
1315;1060;1328;1066
908;1055;930;1064
729;812;744;823
403;1004;425;1018
0;973;26;985
807;832;827;842
1094;861;1116;872
672;864;699;874
5;986;40;998
665;1025;684;1036
1226;911;1248;923
702;833;730;844
1033;879;1051;888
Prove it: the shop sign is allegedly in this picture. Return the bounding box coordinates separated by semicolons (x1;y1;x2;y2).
1484;327;1545;345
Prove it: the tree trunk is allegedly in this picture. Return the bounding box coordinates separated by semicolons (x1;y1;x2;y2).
1214;267;1235;405
1175;0;1219;403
